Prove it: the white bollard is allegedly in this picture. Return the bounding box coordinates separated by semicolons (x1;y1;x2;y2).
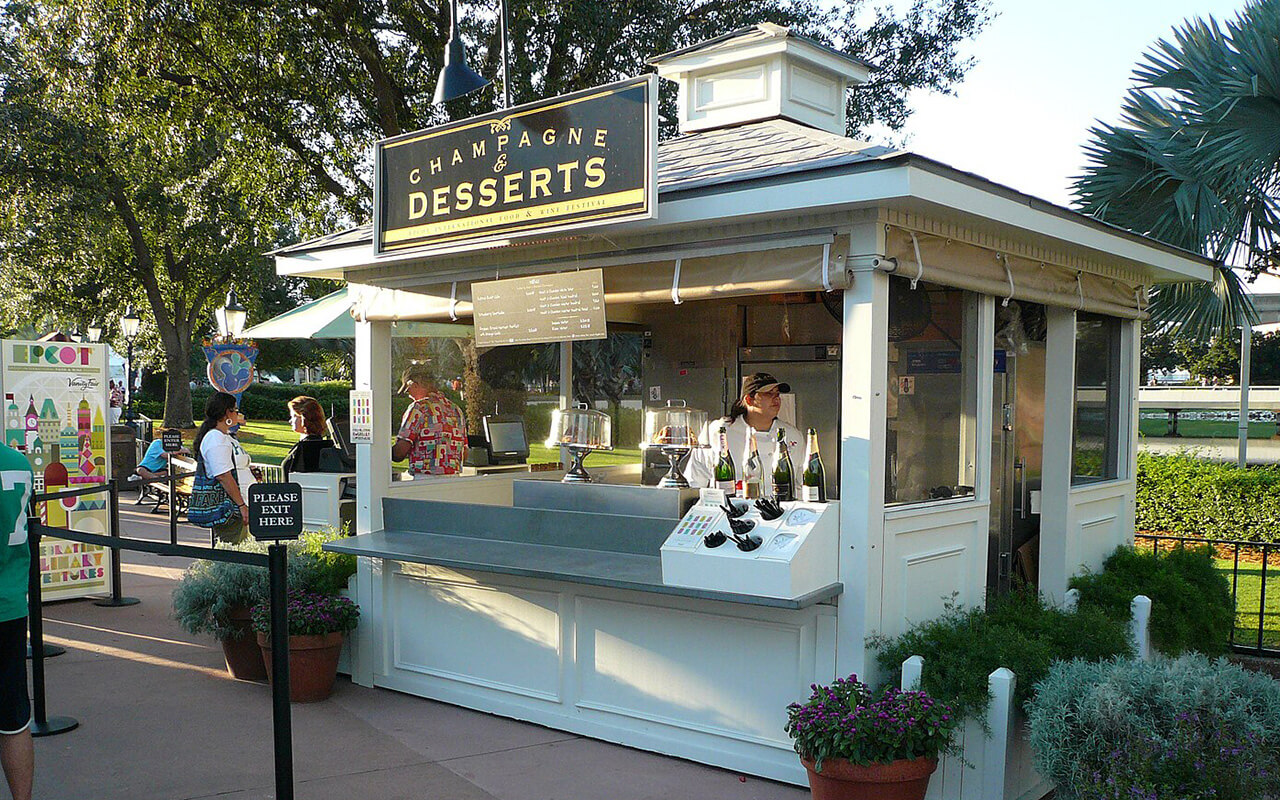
901;655;924;691
1062;588;1079;612
983;668;1016;800
1131;595;1152;661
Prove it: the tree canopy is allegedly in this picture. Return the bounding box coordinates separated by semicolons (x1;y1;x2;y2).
1074;1;1280;339
1;0;992;425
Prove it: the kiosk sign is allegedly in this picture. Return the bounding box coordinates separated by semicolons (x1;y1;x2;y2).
248;483;303;541
374;75;656;255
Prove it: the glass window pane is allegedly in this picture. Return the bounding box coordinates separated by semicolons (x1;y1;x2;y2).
885;278;978;505
1072;313;1122;484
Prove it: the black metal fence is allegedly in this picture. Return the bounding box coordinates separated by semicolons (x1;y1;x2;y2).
1134;533;1277;658
26;478;297;799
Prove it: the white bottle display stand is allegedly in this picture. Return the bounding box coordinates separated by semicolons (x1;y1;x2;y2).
660;492;838;599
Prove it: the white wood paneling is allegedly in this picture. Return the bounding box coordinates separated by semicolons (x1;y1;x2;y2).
371;561;837;786
881;501;989;636
390;566;563;702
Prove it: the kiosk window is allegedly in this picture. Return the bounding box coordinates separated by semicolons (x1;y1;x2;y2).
1072;313;1123;484
885;278;979;506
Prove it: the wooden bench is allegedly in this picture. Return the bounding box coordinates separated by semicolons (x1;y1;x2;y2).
148;455;196;514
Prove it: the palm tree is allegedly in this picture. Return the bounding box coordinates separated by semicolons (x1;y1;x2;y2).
1073;2;1280;339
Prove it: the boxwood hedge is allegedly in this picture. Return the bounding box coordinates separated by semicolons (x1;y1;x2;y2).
1136;452;1280;543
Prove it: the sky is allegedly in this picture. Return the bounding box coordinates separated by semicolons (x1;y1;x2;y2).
892;0;1252;208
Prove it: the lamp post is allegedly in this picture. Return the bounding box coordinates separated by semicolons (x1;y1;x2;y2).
86;323;103;344
215;289;247;341
120;306;140;423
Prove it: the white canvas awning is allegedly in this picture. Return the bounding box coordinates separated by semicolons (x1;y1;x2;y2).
245;289;474;338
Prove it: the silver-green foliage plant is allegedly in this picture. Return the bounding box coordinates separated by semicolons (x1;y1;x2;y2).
1028;655;1280;800
172;526;357;641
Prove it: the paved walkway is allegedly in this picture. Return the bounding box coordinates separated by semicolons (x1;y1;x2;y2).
27;499;806;800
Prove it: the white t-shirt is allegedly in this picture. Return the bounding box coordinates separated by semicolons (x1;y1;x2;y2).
200;429;256;492
683;415;804;490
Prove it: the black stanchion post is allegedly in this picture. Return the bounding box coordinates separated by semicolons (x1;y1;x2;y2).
94;479;140;608
168;472;179;546
25;505;78;737
268;542;294;800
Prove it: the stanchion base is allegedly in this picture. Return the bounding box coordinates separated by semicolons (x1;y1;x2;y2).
28;643;66;659
30;716;78;737
93;596;141;607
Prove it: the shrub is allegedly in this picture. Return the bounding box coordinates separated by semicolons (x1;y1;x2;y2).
251;589;360;636
1028;655;1280;800
785;676;960;771
1137;451;1280;542
869;591;1131;726
1071;544;1233;657
138;381;355;423
171;527;356;639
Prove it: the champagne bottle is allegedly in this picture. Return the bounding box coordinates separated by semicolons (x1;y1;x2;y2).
771;428;794;503
740;433;762;499
801;428;826;502
714;429;736;494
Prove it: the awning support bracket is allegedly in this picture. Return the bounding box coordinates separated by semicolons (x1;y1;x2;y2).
671;258;683;305
908;231;925;290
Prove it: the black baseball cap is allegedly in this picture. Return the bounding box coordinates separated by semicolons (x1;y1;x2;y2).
741;372;790;398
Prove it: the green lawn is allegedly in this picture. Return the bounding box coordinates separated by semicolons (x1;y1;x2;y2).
239;419;642;469
1218;558;1280;650
1139;418;1277;439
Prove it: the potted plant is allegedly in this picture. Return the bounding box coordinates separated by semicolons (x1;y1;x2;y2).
172;560;269;681
252;588;360;702
785;675;959;800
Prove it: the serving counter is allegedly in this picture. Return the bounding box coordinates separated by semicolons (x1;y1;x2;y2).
327;486;842;784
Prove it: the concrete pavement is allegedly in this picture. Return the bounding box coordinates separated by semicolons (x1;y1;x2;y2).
1139;436;1280;464
26;500;807;800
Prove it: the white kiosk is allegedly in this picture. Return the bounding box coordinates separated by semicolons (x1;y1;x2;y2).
273;26;1214;795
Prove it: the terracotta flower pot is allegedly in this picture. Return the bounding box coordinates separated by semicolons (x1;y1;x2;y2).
801;756;937;800
221;606;267;682
257;631;345;703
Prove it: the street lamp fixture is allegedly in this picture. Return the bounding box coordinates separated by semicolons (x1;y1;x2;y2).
86;322;103;343
215;289;248;341
120;306;140;424
432;0;492;104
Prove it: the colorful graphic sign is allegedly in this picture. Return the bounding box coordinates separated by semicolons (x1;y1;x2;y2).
349;390;373;444
374;75;657;255
203;341;259;404
1;340;113;601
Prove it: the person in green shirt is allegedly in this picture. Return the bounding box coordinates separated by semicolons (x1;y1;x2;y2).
0;443;34;800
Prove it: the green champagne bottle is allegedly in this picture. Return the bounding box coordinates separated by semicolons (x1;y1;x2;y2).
801;428;826;502
772;428;794;503
741;434;762;498
714;429;736;494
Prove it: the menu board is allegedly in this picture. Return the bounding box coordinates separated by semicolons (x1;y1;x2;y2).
472;269;607;347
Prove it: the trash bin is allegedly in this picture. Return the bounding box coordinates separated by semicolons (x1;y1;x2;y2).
111;424;137;484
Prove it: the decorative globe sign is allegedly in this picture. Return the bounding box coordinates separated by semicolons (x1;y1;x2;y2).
202;341;258;404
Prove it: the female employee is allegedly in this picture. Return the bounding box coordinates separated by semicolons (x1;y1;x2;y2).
685;372;804;490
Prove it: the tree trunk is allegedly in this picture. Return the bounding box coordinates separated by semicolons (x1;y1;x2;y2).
162;329;194;429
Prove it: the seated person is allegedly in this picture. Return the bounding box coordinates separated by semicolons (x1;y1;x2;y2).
135;430;182;482
282;396;334;479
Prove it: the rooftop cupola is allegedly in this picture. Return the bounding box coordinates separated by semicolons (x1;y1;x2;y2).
648;23;871;136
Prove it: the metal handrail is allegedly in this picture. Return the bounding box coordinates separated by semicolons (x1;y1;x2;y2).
1134;532;1275;657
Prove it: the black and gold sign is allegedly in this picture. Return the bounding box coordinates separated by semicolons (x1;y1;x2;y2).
374;75;656;255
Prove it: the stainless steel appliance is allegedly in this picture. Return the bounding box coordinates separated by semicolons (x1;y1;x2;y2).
738;345;841;500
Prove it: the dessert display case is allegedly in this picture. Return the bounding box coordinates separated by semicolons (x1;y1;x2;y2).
641;400;709;488
545;402;613;483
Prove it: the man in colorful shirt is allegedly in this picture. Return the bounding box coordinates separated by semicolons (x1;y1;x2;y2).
0;443;34;800
392;364;466;477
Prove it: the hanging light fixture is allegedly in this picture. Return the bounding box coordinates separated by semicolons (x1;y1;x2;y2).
432;0;491;104
215;289;248;340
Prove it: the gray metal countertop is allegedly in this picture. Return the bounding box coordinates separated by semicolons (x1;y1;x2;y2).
324;498;841;610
